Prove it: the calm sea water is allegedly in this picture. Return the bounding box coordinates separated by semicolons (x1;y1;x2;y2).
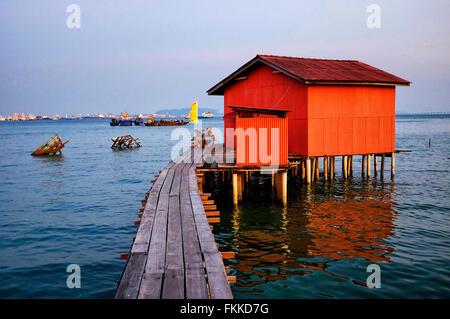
0;116;449;298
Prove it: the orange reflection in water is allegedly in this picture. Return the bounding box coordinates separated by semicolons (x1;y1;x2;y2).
305;199;396;263
229;186;397;288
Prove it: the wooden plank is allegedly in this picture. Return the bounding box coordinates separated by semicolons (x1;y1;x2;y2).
221;252;235;259
206;211;220;217
118;146;231;299
200;192;212;197
188;165;233;299
181;163;209;299
137;273;163;298
162;163;185;299
117;162;176;299
162;269;184;299
139;165;176;297
115;253;147;299
131;161;175;253
203;252;233;299
204;205;217;211
186;272;209;299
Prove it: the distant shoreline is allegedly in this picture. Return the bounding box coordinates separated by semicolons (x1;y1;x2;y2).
0;113;448;123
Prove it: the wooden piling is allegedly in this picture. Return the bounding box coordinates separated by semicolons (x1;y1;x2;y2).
349;155;353;176
391;152;395;179
343;156;348;179
306;157;311;183
315;158;320;181
362;155;366;177
374;155;378;176
331;156;335;180
367;154;371;178
281;171;287;205
301;158;306;180
324;157;328;181
232;172;238;205
381;154;385;178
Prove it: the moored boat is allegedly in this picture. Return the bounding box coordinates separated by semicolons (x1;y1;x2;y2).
119;113;133;126
199;111;214;118
110;118;120;126
134;118;144;126
144;118;188;126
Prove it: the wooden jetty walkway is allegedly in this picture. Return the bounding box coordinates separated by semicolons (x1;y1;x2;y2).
115;146;233;299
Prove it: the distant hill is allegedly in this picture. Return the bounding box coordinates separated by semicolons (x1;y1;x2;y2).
155;107;222;116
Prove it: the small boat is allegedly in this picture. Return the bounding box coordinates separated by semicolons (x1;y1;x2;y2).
119;112;133;126
134;118;144;126
32;134;69;155
144;118;154;126
199;111;214;118
144;119;188;126
110;118;120;126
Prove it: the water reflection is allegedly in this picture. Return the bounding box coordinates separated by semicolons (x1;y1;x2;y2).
216;178;397;293
33;154;64;164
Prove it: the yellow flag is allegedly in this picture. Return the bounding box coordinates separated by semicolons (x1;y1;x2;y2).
190;101;198;123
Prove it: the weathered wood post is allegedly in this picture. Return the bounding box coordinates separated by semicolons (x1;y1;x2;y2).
271;172;275;188
362;155;366;177
301;158;306;180
275;172;281;200
367;154;371;178
381;154;385;178
311;157;316;182
315;158;320;181
349;155;353;176
374;155;378;176
306;157;311;183
331;156;335;180
343;156;348;179
281;171;287;205
232;172;238;205
324;156;328;181
238;173;243;200
391;152;395;179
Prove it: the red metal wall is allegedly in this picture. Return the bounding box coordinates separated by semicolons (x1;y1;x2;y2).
307;85;396;156
234;117;288;166
223;63;396;157
224;64;308;155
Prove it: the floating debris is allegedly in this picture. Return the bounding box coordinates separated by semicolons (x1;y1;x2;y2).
111;135;141;149
32;134;69;156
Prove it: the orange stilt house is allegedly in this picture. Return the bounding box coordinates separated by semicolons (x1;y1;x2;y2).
208;54;410;179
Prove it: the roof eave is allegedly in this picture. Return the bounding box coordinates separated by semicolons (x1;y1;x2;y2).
206;55;411;95
207;56;261;96
304;80;411;87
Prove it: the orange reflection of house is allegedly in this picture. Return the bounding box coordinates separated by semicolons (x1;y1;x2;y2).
305;199;396;263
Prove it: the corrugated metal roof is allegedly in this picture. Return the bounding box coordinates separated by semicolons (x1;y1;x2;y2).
207;54;410;95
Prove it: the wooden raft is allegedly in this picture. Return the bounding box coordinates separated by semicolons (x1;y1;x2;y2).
115;147;232;299
111;135;141;149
